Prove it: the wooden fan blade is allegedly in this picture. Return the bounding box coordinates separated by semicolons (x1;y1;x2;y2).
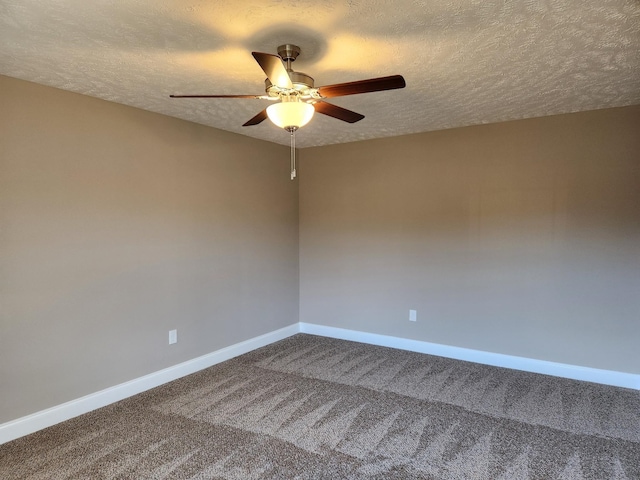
313;102;365;123
252;52;293;90
243;109;268;126
317;75;406;98
170;94;264;98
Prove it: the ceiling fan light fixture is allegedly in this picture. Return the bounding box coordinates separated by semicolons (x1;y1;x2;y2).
266;100;314;130
171;44;406;180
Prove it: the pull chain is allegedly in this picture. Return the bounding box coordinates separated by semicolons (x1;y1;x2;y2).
290;129;297;180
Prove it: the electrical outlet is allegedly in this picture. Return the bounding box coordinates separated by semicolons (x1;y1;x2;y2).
409;310;417;322
169;329;177;344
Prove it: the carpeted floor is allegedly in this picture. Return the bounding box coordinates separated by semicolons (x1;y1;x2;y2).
1;334;639;479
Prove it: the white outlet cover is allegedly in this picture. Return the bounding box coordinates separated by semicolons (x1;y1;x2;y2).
169;329;177;344
409;310;417;322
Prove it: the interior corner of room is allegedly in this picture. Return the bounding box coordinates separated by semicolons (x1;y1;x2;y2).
1;74;639;445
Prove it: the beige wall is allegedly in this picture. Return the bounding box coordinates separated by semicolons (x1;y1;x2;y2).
300;106;640;374
0;75;299;423
2;73;638;426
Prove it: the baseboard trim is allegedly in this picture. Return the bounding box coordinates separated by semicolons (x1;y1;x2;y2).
299;323;640;390
3;321;638;445
0;323;300;445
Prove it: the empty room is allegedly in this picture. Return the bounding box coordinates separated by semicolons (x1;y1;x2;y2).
1;1;639;478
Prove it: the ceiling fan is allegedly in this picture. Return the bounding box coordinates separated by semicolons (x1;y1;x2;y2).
170;44;406;178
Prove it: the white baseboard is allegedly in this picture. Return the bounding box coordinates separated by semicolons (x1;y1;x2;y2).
3;321;638;445
0;323;300;445
299;323;640;390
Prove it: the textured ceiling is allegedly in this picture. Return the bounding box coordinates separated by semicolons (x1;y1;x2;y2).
1;0;639;148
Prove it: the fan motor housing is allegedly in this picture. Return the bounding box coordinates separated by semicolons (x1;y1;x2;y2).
264;44;315;97
265;71;315;96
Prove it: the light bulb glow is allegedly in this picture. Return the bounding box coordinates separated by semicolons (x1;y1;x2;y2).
267;101;314;129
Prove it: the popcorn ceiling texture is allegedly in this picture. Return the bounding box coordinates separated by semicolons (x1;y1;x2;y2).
1;0;639;147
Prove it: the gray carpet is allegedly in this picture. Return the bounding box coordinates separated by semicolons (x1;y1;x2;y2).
1;334;639;479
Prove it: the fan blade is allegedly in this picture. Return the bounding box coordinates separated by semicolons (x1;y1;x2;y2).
313;102;365;123
317;75;406;98
243;109;268;127
252;52;293;90
170;94;264;98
